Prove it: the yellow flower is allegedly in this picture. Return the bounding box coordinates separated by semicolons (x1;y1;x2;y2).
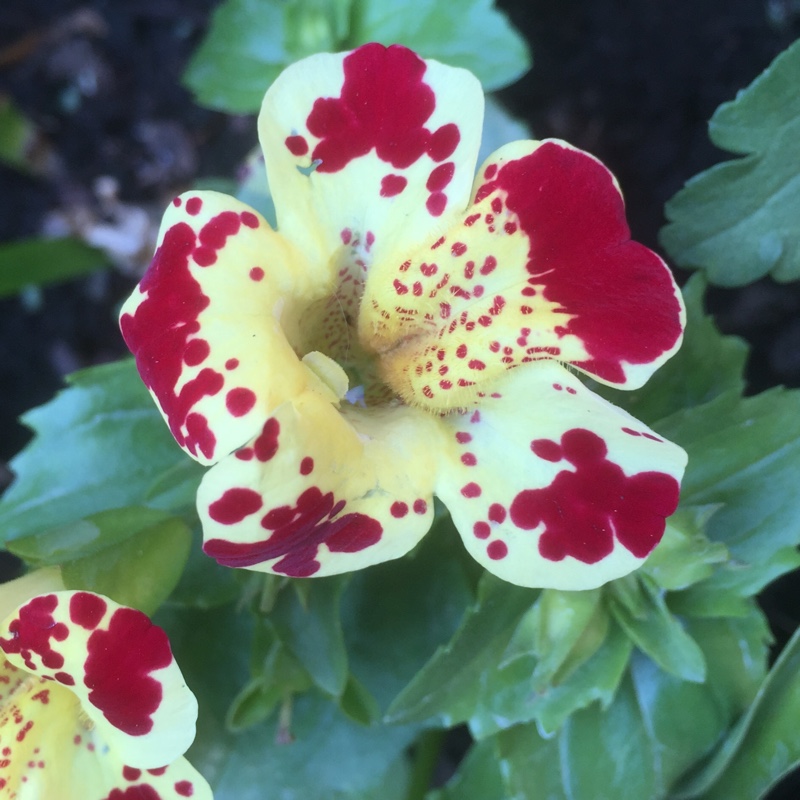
120;43;686;590
0;570;211;799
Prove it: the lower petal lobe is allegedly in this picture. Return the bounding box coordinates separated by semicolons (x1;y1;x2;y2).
435;362;686;589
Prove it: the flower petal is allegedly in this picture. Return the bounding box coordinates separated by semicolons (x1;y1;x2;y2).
259;43;483;270
0;592;197;770
0;664;210;800
371;140;685;410
435;362;687;589
199;392;441;577
120;190;335;465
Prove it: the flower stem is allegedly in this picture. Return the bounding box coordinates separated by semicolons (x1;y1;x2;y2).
406;728;445;800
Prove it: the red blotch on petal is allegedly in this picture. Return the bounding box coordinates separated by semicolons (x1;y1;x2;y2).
204;487;382;576
0;595;68;671
69;593;107;630
84;608;173;736
300;457;314;475
185;197;202;216
494;143;682;383
510;428;680;563
307;44;457;174
249;266;264;281
487;540;508;560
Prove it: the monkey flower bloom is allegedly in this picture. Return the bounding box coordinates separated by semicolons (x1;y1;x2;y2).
0;571;210;799
120;43;687;590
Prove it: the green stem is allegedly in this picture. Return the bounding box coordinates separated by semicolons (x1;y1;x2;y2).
406;728;446;800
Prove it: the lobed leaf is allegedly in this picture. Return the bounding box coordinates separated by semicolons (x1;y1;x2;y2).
661;39;800;285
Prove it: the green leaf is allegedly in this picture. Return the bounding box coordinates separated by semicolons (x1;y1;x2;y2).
168;527;241;610
642;505;728;592
608;577;706;683
673;612;789;800
0;360;199;543
468;614;632;739
0;94;38;173
183;0;530;113
269;575;350;697
660;387;800;569
384;572;535;726
7;506;168;566
661;39;800;285
429;737;507;800
60;512;192;616
669;546;800;619
592;275;748;425
502;587;604;689
0;237;108;297
348;0;531;91
341;521;474;711
184;0;354;113
497;722;568;800
496;609;770;800
160;604;417;799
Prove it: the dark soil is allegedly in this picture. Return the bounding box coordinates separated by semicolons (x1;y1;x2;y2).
1;1;799;796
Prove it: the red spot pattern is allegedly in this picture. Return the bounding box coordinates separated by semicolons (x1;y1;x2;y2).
83;608;173;736
485;142;683;384
69;593;107;630
123;767;142;781
509;428;680;563
0;595;68;671
103;787;161;800
120;220;232;460
204;486;382;577
175;781;194;797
